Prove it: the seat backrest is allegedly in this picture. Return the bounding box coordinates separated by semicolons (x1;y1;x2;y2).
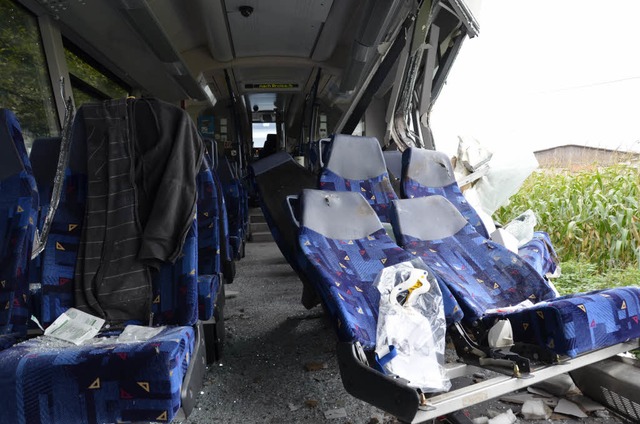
391;196;556;321
299;189;414;349
39;102;199;328
196;157;220;276
319;134;397;223
401;148;489;238
0;109;39;338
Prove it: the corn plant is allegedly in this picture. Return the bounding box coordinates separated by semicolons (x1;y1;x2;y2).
495;165;640;271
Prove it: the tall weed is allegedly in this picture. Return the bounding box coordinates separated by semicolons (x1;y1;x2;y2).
495;165;640;271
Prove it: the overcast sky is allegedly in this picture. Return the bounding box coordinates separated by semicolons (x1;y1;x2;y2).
430;0;640;156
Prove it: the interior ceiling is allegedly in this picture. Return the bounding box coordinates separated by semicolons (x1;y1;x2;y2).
151;0;362;112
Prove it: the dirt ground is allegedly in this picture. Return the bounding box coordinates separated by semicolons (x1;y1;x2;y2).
178;241;629;424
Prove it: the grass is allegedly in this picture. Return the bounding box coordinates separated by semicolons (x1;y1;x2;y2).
495;165;640;273
494;165;640;294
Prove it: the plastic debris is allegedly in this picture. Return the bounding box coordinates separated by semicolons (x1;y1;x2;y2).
287;403;300;412
487;409;517;424
324;408;347;419
531;373;579;397
568;394;605;412
554;398;588;418
521;399;553;419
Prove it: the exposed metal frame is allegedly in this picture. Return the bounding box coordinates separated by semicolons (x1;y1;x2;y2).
412;340;640;422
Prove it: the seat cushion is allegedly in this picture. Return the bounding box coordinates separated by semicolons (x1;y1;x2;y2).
300;227;414;349
402;225;557;322
320;169;397;223
0;326;194;423
491;287;640;357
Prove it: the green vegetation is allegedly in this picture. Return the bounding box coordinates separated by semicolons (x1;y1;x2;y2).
495;165;640;293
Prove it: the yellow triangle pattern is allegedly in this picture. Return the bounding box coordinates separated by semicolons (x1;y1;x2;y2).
153;295;161;304
4;301;9;310
344;255;350;261
16;205;24;213
493;283;499;289
528;294;536;300
339;263;346;269
88;378;101;389
304;240;311;246
621;300;627;310
548;339;555;349
189;269;196;275
0;280;5;288
578;305;586;313
355;286;363;292
523;323;529;331
56;242;65;251
156;411;168;421
334;281;340;287
380;258;387;264
204;212;209;217
347;240;354;245
69;224;78;232
360;187;366;192
137;382;150;392
537;311;545;319
370;195;376;201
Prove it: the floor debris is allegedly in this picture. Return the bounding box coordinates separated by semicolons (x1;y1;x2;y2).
521;399;553;420
304;361;328;372
531;373;579;397
554;398;588;418
487;409;517;424
324;407;348;419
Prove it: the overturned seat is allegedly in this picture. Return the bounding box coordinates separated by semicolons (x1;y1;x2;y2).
319;134;398;223
391;195;640;358
0;99;209;423
250;152;319;308
0;109;39;349
401;147;558;277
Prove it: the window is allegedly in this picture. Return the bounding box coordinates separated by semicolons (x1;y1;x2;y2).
64;43;129;106
0;0;58;148
252;122;276;148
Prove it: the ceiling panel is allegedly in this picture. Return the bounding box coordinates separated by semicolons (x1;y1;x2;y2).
225;0;333;58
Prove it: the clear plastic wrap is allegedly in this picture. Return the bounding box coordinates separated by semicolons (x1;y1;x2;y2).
504;209;537;247
374;259;450;392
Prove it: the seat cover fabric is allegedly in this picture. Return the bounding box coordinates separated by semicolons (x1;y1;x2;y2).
0;326;194;424
493;287;640;357
0;109;39;340
401;148;489;238
320;135;398;223
518;231;558;277
299;189;418;349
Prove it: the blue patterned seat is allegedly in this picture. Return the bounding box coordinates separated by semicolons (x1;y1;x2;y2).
297;189;466;351
391;195;640;357
218;156;244;260
319;134;398;223
0;103;202;423
0;109;39;347
401;147;558;276
196;157;222;321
